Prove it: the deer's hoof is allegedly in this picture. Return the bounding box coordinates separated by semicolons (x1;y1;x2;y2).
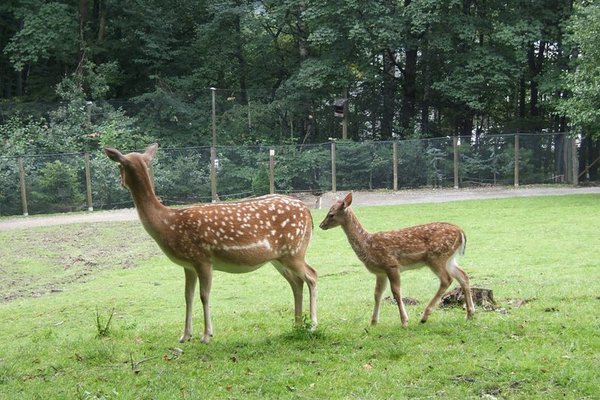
179;334;192;343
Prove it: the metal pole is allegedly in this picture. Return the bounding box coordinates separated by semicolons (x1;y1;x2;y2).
342;89;348;140
514;133;520;187
211;87;217;147
210;88;218;202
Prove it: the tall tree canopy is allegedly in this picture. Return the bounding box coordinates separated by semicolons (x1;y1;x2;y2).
2;0;599;155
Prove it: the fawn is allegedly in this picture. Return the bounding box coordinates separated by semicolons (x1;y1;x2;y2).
105;144;318;343
319;192;474;327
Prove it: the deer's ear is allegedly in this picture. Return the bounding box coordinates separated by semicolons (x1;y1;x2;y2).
342;192;353;208
145;143;158;158
104;147;124;163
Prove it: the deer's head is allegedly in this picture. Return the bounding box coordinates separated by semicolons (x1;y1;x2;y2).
104;144;158;191
319;192;353;230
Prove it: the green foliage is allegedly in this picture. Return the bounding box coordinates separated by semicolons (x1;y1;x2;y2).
3;2;78;71
90;154;132;210
0;158;20;215
153;150;211;204
0;0;585;146
558;1;600;138
29;159;85;213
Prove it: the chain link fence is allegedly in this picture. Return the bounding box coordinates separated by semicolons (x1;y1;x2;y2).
0;133;578;216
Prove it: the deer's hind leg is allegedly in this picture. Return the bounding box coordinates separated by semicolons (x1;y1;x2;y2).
194;262;214;344
420;261;452;323
448;261;475;319
273;259;318;329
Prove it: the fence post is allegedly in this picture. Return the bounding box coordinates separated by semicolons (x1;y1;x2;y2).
210;146;218;202
571;137;579;186
84;153;93;211
453;136;459;189
18;157;29;216
514;133;520;187
392;141;398;191
331;141;337;193
269;148;275;194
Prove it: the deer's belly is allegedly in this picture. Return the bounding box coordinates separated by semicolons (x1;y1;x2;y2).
211;257;267;273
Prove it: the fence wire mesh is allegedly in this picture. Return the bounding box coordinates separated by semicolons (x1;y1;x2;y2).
0;133;575;216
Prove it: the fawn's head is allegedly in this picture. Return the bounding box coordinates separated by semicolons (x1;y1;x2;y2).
104;144;158;191
319;192;353;230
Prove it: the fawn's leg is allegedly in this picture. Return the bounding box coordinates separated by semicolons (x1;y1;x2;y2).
371;274;388;325
386;268;408;327
449;264;475;319
421;263;452;323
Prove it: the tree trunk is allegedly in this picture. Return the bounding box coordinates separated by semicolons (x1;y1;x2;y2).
398;0;417;137
381;48;396;139
401;46;417;136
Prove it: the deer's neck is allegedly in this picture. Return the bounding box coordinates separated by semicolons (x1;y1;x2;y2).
341;209;372;258
128;170;170;233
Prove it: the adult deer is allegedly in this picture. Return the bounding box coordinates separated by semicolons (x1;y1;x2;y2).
319;193;474;327
104;144;317;343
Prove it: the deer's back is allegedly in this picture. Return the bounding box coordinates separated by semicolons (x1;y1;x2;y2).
150;195;313;269
363;222;463;269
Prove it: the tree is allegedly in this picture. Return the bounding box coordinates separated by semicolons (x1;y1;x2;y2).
558;0;600;139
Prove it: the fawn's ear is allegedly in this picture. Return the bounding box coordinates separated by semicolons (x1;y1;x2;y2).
342;192;353;208
145;143;158;159
104;147;124;163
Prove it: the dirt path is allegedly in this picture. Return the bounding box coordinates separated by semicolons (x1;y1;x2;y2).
1;185;599;231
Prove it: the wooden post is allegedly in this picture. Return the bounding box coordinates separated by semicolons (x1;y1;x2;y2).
392;141;398;191
514;133;520;187
18;157;28;216
453;136;459;189
331;141;337;192
571;137;579;186
84;153;93;211
269;149;275;194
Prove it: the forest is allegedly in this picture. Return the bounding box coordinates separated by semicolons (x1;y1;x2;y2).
1;0;600;170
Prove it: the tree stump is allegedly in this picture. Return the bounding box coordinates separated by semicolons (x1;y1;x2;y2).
441;287;497;311
384;296;419;306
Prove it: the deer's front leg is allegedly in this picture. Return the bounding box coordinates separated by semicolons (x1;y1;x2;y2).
386;268;408;327
371;274;388;325
196;263;213;344
180;267;197;343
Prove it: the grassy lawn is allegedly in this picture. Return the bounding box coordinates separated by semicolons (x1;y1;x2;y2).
1;194;599;399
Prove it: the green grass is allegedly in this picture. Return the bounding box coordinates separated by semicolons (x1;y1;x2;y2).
1;194;600;399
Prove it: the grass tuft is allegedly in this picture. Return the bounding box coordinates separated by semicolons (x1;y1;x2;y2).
95;308;115;338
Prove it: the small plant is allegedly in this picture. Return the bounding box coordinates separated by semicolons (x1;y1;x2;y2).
95;308;115;338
